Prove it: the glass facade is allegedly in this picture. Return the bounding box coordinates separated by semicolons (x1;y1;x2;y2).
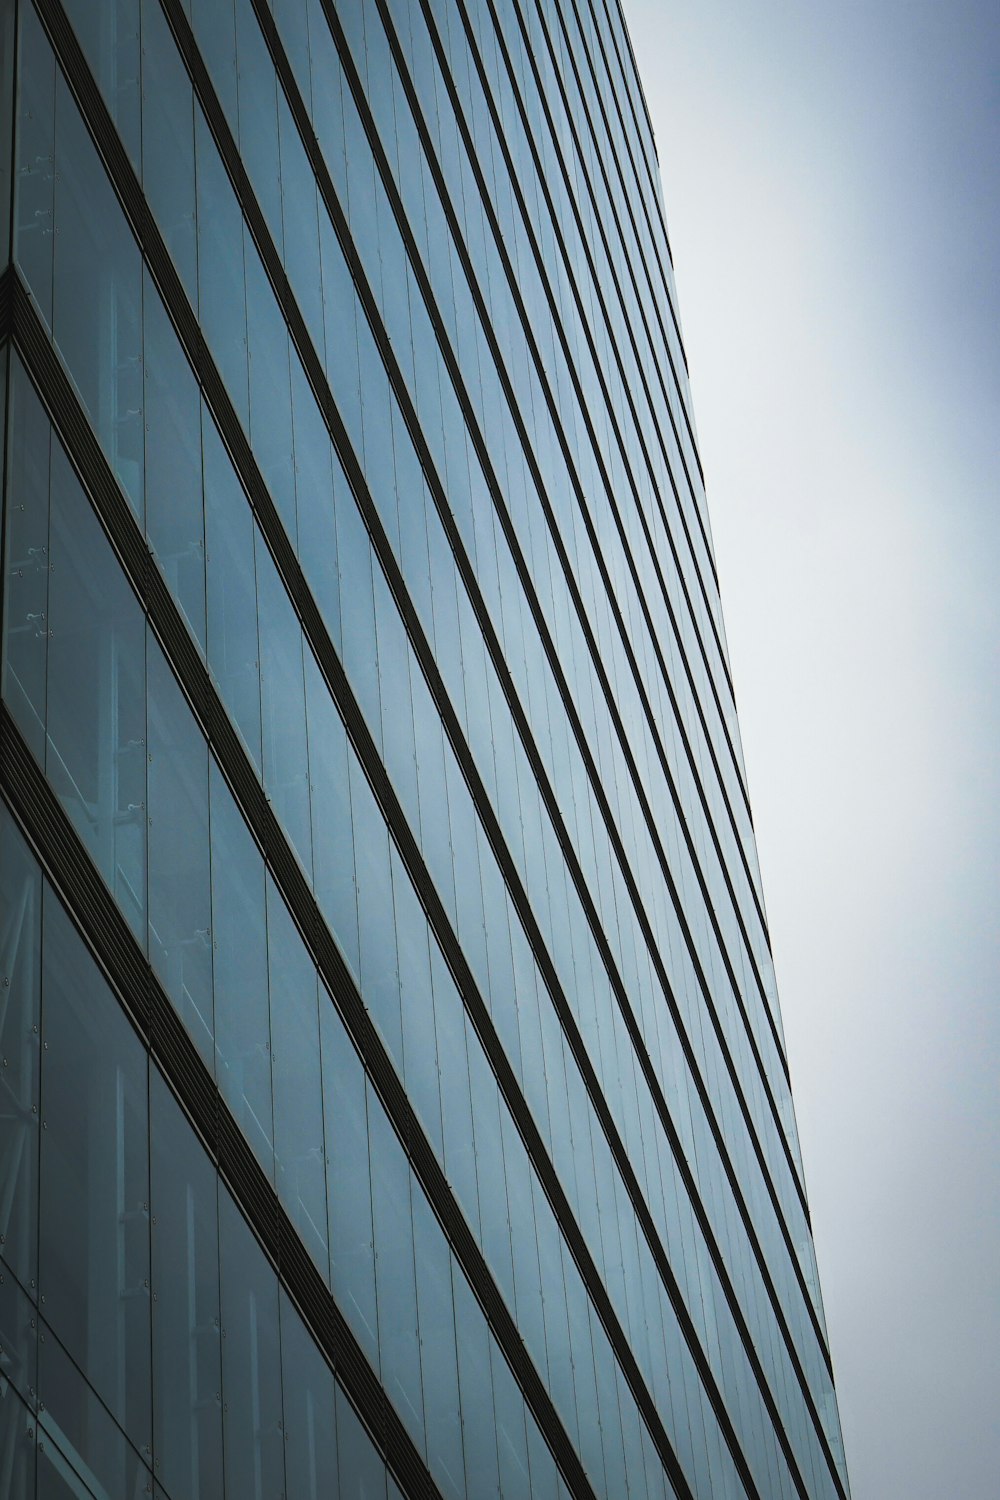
0;0;850;1496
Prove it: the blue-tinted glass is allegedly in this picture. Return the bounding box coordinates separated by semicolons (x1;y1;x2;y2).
37;1321;151;1498
290;358;339;634
14;5;55;327
279;1291;339;1500
234;0;283;253
143;273;206;650
191;0;238;133
52;74;144;520
452;1269;500;1499
219;1191;285;1500
210;761;273;1176
392;849;443;1159
246;250;297;539
139;0;198;302
411;1191;466;1500
320;1002;378;1369
45;440;147;940
39;891;151;1455
147;640;214;1065
60;0;140;169
337;493;382;745
266;875;328;1275
279;96;325;356
490;1341;532;1499
195;112;248;424
255;534;312;875
350;758;402;1068
0;1270;37;1500
432;959;479;1236
150;1068;223;1500
203;414;262;770
0;813;41;1295
2;359;51;763
368;1102;424;1444
304;654;359;974
335;1387;387;1500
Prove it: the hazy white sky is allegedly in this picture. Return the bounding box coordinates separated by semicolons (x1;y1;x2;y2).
622;1;1000;1496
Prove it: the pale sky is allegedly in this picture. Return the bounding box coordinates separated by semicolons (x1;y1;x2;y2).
622;2;1000;1496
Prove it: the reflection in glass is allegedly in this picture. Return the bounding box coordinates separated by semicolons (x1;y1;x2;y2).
267;876;328;1275
219;1191;285;1500
39;892;151;1456
210;762;273;1178
0;813;42;1295
147;643;214;1067
150;1069;223;1500
279;1291;339;1500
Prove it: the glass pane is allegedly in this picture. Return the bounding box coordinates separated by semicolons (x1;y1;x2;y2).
147;641;214;1066
320;1003;377;1369
60;0;141;169
143;275;206;651
53;74;144;520
234;0;283;254
37;1320;151;1498
246;251;296;539
195;112;248;426
139;0;198;303
2;359;51;762
279;1291;339;1500
219;1191;285;1500
411;1191;465;1500
150;1069;223;1500
203;414;261;771
0;812;42;1293
304;655;358;975
0;1271;36;1500
368;1103;423;1444
45;440;147;941
39;891;151;1455
210;762;272;1178
14;5;56;329
266;876;328;1275
255;536;312;876
452;1270;500;1499
350;760;401;1069
335;1388;386;1500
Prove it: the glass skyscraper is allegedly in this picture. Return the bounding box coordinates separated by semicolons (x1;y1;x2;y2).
0;0;850;1496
